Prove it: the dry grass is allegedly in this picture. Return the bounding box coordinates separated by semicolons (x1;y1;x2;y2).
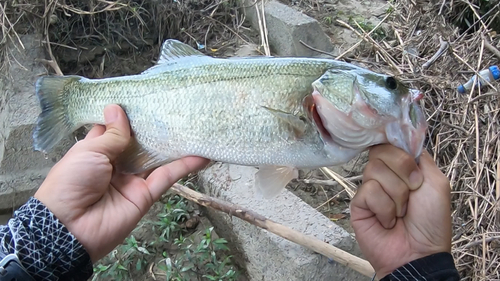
386;2;500;280
287;0;500;279
300;0;500;279
1;0;252;78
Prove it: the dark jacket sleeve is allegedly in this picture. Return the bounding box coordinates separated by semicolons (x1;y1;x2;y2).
0;197;93;281
381;252;460;281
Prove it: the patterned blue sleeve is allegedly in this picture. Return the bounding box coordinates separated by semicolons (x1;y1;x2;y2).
0;197;93;280
381;252;460;281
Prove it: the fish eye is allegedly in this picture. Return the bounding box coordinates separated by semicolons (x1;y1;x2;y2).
385;77;398;90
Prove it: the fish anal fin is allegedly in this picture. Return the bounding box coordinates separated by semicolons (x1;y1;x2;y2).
114;137;170;174
262;106;307;138
254;166;298;199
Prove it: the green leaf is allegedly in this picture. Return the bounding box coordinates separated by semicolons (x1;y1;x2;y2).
180;264;194;272
136;259;142;271
137;246;150;255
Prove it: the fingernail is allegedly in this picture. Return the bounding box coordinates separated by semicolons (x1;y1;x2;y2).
104;106;118;124
409;170;423;189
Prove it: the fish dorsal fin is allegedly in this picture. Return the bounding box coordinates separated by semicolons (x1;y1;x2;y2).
157;39;208;64
141;39;215;75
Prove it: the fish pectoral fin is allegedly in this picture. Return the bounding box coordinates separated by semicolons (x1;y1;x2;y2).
262;106;308;137
254;166;298;199
114;137;170;174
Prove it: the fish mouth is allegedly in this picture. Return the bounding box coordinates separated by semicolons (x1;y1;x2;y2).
306;87;427;159
307;88;387;148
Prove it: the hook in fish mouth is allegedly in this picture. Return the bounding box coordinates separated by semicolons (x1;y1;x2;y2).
410;89;423;102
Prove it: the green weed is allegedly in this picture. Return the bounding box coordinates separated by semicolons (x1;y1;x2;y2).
92;192;241;281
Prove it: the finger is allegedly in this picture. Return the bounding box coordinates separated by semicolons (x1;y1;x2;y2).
85;125;106;139
369;144;423;190
417;150;451;195
146;157;210;201
136;168;155;179
364;159;409;217
90;104;131;161
351;179;397;229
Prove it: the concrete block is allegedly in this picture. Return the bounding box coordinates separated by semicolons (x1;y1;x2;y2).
197;163;369;281
0;168;50;210
0;213;11;225
0;34;75;206
243;0;334;57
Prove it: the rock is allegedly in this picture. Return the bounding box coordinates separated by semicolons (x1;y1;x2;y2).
197;163;369;281
243;0;334;57
0;34;75;210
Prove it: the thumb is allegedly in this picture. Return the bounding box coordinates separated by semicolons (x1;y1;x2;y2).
91;104;131;160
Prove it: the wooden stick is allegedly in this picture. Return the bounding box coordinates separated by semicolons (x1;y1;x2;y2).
482;35;500;59
422;37;449;70
301;175;363;186
170;183;376;279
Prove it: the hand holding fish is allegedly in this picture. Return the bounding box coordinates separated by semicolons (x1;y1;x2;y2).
350;145;452;279
34;104;209;263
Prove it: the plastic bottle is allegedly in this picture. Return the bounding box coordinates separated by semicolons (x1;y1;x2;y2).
457;65;500;93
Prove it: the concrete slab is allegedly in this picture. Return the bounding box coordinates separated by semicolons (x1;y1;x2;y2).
0;168;50;210
0;35;75;206
197;163;369;281
243;0;334;57
0;214;11;225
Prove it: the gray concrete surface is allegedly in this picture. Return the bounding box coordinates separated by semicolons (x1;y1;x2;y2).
197;164;369;281
0;35;74;210
0;213;11;225
243;0;334;57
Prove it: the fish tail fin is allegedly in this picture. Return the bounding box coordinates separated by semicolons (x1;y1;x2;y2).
33;75;81;153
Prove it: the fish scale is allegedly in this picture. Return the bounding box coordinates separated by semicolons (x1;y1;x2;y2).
32;39;427;198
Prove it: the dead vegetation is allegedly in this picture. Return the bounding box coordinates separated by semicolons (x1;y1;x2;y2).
295;0;500;280
1;0;253;78
2;0;500;280
379;2;500;280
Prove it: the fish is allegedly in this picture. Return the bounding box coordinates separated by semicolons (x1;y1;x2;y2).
32;39;427;198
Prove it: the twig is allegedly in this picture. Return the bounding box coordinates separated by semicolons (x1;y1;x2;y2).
41;3;63;76
484;40;500;60
300;175;363;186
299;40;335;58
467;92;499;103
320;167;357;199
461;235;500;249
496;141;500;201
170;183;376;278
254;0;270;56
315;189;346;210
422;37;449;70
336;19;402;75
335;12;392;60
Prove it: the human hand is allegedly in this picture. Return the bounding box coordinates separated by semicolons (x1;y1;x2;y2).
34;105;210;263
350;144;452;279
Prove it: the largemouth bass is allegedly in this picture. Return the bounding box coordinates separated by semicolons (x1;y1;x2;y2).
33;39;427;198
